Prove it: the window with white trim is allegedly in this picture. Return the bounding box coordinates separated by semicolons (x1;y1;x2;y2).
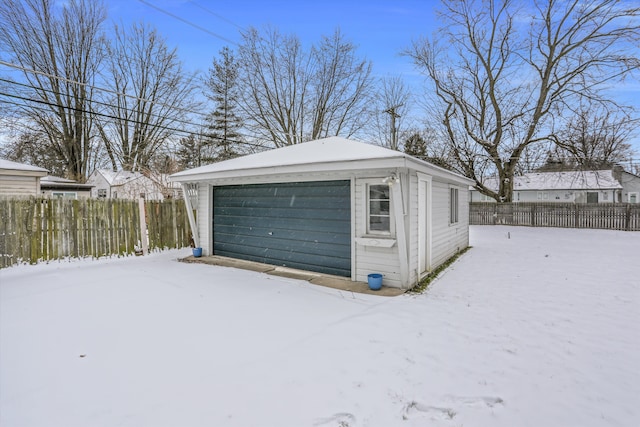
367;183;392;235
52;192;77;199
450;187;459;224
97;189;107;198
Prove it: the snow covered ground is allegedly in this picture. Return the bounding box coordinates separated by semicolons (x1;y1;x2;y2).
1;226;639;427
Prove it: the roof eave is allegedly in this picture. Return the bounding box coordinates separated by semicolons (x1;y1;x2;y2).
170;156;474;185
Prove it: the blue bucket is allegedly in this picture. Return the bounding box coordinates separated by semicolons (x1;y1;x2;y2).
192;247;203;257
367;273;383;290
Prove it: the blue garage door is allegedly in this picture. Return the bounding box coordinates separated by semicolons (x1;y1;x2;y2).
213;181;351;276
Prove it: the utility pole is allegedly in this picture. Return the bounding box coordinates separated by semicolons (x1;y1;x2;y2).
384;105;402;150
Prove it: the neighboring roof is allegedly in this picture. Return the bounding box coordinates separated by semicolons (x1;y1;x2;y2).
94;169;144;186
477;170;623;192
42;176;76;184
41;176;94;190
0;158;48;174
171;136;473;184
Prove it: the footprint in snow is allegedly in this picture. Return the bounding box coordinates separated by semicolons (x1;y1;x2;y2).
314;412;356;427
402;401;456;421
446;395;504;408
402;396;503;421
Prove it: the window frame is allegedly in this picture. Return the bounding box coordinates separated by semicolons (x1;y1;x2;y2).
364;181;394;237
52;191;78;199
450;187;459;224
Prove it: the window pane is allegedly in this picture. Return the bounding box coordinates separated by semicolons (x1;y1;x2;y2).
369;215;390;231
369;185;389;200
368;184;391;233
369;200;389;215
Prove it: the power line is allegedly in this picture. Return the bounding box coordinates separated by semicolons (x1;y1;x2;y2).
0;60;204;119
188;1;246;32
137;0;238;46
0;91;267;149
0;77;203;131
0;60;272;144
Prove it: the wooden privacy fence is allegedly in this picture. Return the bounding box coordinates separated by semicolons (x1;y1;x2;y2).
470;202;640;231
0;197;192;268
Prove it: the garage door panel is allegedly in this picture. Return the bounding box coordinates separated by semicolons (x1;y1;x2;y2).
214;242;351;277
211;217;351;234
214;224;350;245
213;180;351;277
214;235;351;259
215;195;351;209
214;206;350;221
215;182;349;198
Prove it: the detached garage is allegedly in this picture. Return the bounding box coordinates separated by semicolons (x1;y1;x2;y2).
170;137;472;289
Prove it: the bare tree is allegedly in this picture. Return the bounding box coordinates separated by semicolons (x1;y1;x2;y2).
237;27;373;147
0;0;106;181
309;30;373;141
368;76;413;150
551;103;636;169
1;130;66;176
96;23;197;172
407;0;640;201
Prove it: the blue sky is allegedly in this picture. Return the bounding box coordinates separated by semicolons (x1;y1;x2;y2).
107;0;435;80
105;0;639;157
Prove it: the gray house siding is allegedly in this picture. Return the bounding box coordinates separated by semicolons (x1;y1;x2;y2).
620;172;640;203
0;175;40;196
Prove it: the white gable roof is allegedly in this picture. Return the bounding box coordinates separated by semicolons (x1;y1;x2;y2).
96;169;144;186
172;137;403;176
0;158;48;174
478;170;622;192
171;136;472;184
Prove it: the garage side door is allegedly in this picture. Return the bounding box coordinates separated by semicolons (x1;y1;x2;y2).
213;180;351;277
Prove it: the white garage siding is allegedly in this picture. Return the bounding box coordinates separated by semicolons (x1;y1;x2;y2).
408;173;419;285
353;174;404;288
171;137;474;290
430;180;469;269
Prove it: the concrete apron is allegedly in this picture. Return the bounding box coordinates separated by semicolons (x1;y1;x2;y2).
179;255;405;297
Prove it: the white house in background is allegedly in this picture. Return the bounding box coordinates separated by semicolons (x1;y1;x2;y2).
0;158;48;197
470;170;625;203
87;169;181;200
170;137;474;290
40;176;94;199
612;167;640;203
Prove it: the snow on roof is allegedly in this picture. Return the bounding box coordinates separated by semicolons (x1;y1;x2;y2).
41;175;94;189
478;170;622;192
172;137;423;179
41;176;76;183
0;158;48;174
96;169;144;186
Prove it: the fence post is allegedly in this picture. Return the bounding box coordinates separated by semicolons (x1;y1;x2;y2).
626;203;631;231
138;196;148;255
531;203;536;227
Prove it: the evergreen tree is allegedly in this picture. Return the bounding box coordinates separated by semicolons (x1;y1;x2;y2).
204;46;243;161
403;133;427;160
176;134;201;170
